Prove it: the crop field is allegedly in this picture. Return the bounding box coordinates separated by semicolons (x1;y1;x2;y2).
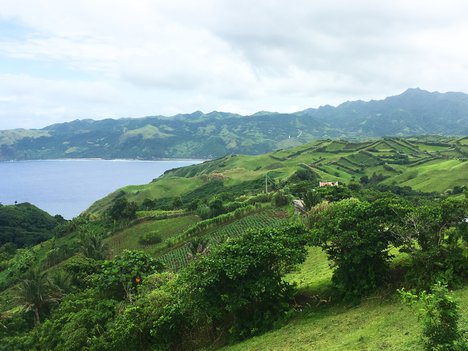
104;215;199;257
158;210;288;271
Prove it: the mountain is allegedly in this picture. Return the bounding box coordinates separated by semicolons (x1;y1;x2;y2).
1;88;468;160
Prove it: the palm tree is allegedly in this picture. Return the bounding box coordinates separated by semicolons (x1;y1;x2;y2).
16;266;59;325
79;231;108;260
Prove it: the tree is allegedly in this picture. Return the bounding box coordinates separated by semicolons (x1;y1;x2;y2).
15;266;59;325
310;198;406;299
79;231;108;261
186;238;210;260
108;196;137;221
97;250;163;300
397;196;468;288
152;224;309;349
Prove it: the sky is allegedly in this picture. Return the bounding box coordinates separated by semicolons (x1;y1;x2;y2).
1;0;468;130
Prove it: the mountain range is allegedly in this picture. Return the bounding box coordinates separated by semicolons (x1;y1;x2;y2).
1;88;468;160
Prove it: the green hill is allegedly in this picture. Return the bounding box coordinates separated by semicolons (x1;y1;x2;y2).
0;203;63;248
86;136;468;216
2;89;468;160
0;136;466;351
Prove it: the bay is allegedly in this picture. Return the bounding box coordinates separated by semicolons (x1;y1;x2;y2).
0;159;202;219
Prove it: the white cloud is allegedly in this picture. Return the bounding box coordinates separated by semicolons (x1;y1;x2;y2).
0;0;468;128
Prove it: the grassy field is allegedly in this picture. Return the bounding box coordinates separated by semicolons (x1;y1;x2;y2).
85;137;468;215
385;159;468;192
219;247;468;351
104;215;199;257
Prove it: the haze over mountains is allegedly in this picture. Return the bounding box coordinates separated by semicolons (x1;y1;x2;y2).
1;88;468;160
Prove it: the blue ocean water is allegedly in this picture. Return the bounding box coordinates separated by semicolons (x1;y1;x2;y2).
0;159;202;219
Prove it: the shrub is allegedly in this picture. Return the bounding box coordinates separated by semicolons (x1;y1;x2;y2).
272;190;289;207
138;232;163;246
399;283;465;351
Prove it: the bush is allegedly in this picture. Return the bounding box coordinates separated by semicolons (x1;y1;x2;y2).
399;282;465;351
96;250;163;300
272;190;289;207
138;232;163;246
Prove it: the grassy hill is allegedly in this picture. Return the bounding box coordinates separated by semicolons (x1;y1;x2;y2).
0;135;466;350
2;89;468;160
86;136;468;216
220;247;468;351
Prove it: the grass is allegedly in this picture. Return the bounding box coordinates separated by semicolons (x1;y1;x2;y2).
104;215;199;257
219;247;468;351
386;159;468;192
85;137;468;216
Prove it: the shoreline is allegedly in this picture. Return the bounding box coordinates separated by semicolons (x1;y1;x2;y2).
0;157;210;163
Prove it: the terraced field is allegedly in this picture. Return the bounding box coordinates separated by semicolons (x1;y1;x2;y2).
104;215;199;257
158;209;288;271
87;137;468;216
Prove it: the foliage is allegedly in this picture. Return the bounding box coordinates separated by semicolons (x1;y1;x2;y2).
0;202;62;248
398;196;468;289
15;266;61;325
33;289;117;351
399;282;466;351
310;197;407;299
272;190;290;207
96;250;163;300
108;194;138;221
186;237;210;260
159;210;287;271
138;231;163;245
79;230;108;260
152;224;309;349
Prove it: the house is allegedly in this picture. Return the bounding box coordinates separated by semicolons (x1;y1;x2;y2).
319;181;339;187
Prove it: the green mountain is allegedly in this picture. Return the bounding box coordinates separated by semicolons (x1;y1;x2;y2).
1;88;468;160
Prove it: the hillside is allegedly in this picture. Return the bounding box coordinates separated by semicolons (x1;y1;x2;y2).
2;89;468;160
0;135;467;350
86;136;468;215
0;203;63;248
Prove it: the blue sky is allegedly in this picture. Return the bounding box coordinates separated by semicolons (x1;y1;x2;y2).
1;0;468;130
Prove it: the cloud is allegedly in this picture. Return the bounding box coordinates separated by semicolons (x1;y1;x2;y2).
0;0;468;128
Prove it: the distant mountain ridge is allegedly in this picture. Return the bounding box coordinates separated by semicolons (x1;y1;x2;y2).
1;88;468;160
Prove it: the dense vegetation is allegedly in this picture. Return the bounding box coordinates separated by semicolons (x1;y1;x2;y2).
0;135;467;350
0;203;64;248
1;88;468;160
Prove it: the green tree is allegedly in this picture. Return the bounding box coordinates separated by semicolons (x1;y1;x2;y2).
398;197;468;288
152;224;309;349
15;266;59;325
310;198;406;298
97;250;163;300
108;196;137;221
79;231;108;261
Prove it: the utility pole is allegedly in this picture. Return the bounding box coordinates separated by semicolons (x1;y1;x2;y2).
265;174;268;193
